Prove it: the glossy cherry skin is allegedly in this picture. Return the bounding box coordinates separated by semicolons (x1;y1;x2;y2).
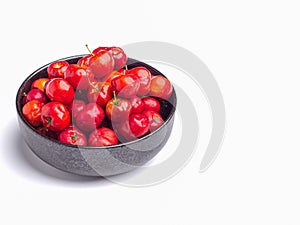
105;97;132;122
66;99;86;120
45;78;75;105
75;103;105;132
41;102;71;132
115;120;136;142
31;78;49;92
22;89;48;105
88;127;118;146
47;60;69;79
130;96;144;114
142;97;160;112
128;67;151;96
109;47;127;70
22;100;44;127
58;127;87;146
88;51;115;79
92;46;111;54
64;64;94;90
111;74;140;98
129;114;149;138
77;55;93;67
142;110;164;132
87;81;112;108
150;75;173;100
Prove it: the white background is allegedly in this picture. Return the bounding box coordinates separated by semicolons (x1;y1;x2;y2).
1;0;300;224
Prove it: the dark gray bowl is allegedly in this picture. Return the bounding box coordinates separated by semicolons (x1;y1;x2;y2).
16;55;177;177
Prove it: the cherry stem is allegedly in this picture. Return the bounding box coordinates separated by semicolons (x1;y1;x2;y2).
124;64;128;72
113;91;117;101
85;44;94;56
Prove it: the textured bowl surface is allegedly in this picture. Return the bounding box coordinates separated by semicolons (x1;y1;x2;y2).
16;55;177;177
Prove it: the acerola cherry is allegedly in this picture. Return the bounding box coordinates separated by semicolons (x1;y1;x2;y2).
129;114;149;138
22;100;44;127
111;74;140;98
47;60;69;79
64;64;94;90
105;92;132;122
41;102;70;131
45;78;75;105
142;97;160;112
142;110;164;132
128;67;151;96
87;81;112;108
58;127;87;146
31;78;49;92
66;99;86;120
130;96;144;114
22;89;48;105
88;127;118;146
150;75;173;99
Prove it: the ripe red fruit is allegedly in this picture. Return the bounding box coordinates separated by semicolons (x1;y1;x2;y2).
105;71;122;83
105;94;132;122
88;127;118;146
22;100;44;127
58;127;87;146
87;81;112;108
45;78;75;105
128;67;151;96
111;74;140;98
31;78;49;92
150;75;173;99
142;110;164;132
142;97;160;112
88;51;115;79
75;103;105;132
47;60;69;79
129;114;149;138
22;89;48;105
77;55;93;67
108;47;127;70
64;64;94;90
41;102;71;131
130;96;144;114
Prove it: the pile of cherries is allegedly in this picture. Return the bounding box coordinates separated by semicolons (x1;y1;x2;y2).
21;45;173;146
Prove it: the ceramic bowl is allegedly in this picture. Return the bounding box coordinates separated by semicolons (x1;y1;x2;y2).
16;55;177;177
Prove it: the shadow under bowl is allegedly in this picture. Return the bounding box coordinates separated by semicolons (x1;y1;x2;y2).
16;55;177;177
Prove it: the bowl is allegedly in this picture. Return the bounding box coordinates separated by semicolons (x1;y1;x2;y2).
16;55;177;177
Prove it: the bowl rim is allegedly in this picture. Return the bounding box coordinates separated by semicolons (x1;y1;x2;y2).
16;55;177;150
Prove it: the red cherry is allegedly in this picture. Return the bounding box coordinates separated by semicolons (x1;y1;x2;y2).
87;81;112;108
22;89;48;105
64;64;94;90
105;93;132;122
130;96;144;114
142;110;164;132
88;127;118;146
22;100;44;127
108;47;127;70
41;102;71;132
47;60;69;79
77;55;93;67
92;46;111;54
88;50;115;79
45;78;75;105
31;78;49;92
142;97;160;112
129;114;149;138
150;75;173;100
111;74;140;99
128;67;151;96
58;127;87;146
75;103;105;132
